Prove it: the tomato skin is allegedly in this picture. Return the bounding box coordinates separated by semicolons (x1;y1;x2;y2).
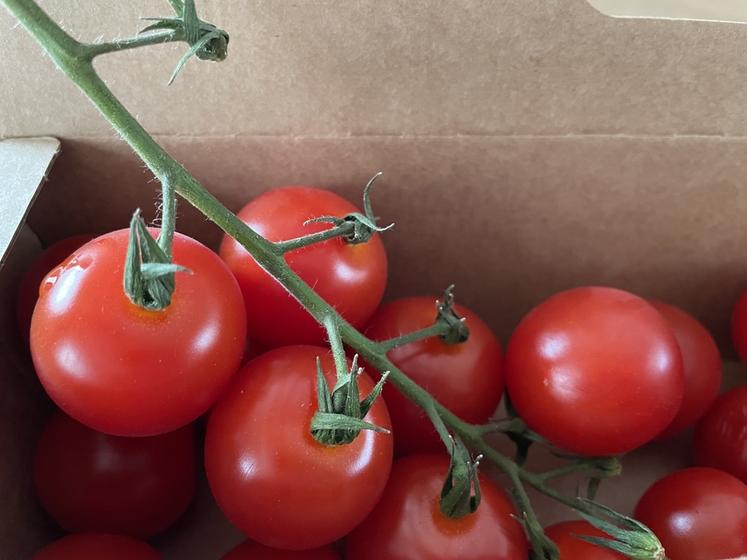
545;521;625;560
221;541;340;560
346;454;527;560
731;289;747;362
505;287;684;456
33;411;195;538
32;533;160;560
30;229;246;436
693;386;747;484
205;345;393;550
365;297;504;455
634;467;747;560
16;235;94;342
650;301;721;439
219;186;387;347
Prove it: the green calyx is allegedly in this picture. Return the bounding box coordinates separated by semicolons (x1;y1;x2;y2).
434;285;469;344
310;355;390;446
123;209;190;310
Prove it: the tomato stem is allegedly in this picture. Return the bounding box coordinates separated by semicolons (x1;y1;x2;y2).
158;178;176;258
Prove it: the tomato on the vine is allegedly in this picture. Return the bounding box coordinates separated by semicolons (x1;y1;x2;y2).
545;521;625;559
219;186;387;347
205;346;393;550
221;541;340;560
16;234;94;342
649;301;721;439
634;467;747;560
505;287;684;456
346;454;527;560
693;386;747;484
30;229;246;436
731;289;747;362
365;296;504;455
32;533;160;560
34;411;195;538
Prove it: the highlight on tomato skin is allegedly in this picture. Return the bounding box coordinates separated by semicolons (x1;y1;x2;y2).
505;286;685;457
345;454;529;560
634;467;747;560
221;540;340;560
33;410;196;538
29;229;247;437
219;186;388;348
544;520;626;560
364;296;504;455
31;533;161;560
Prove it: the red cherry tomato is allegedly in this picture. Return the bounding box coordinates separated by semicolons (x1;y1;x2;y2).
365;296;503;455
205;346;393;550
693;386;747;484
346;454;528;560
545;521;625;560
219;186;387;347
649;301;721;439
505;287;684;456
16;234;94;342
731;289;747;362
634;467;747;560
30;229;246;436
32;533;160;560
221;540;340;560
33;411;195;538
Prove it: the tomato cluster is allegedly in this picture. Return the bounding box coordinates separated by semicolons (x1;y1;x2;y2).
20;185;747;560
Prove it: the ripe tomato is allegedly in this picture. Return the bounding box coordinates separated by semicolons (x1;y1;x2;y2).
693;386;747;484
205;346;393;550
649;301;721;439
634;467;747;560
30;229;246;436
32;533;160;560
545;521;625;559
505;287;684;456
365;296;503;455
16;234;94;342
221;541;340;560
345;454;527;560
219;186;387;347
33;411;195;538
731;289;747;362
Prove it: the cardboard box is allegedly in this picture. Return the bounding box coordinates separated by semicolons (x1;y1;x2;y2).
1;1;746;558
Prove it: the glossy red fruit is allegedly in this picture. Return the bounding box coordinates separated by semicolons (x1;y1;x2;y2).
365;296;503;454
34;411;195;538
693;386;747;484
731;289;747;362
545;521;626;559
16;234;94;342
221;540;340;560
30;229;246;436
346;455;528;560
219;186;387;347
505;287;684;456
634;467;747;560
205;346;393;550
650;301;721;439
32;533;160;560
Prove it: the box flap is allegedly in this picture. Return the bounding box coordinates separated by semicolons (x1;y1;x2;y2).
588;0;747;23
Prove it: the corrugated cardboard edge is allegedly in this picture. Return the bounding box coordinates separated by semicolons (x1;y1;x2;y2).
0;137;61;268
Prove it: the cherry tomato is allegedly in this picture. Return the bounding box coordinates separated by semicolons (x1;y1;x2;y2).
32;533;160;560
505;287;684;456
219;186;387;347
346;454;527;560
693;386;747;484
30;229;246;436
33;411;195;538
731;289;747;362
650;301;721;439
365;296;503;455
221;540;340;560
16;234;94;342
545;521;625;559
634;467;747;560
205;345;393;550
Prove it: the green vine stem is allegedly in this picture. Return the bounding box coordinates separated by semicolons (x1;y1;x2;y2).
2;2;665;558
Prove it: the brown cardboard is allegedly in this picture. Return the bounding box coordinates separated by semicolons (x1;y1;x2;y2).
2;0;747;558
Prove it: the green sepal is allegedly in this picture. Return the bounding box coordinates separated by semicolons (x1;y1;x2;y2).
310;412;390;434
434;285;469;344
